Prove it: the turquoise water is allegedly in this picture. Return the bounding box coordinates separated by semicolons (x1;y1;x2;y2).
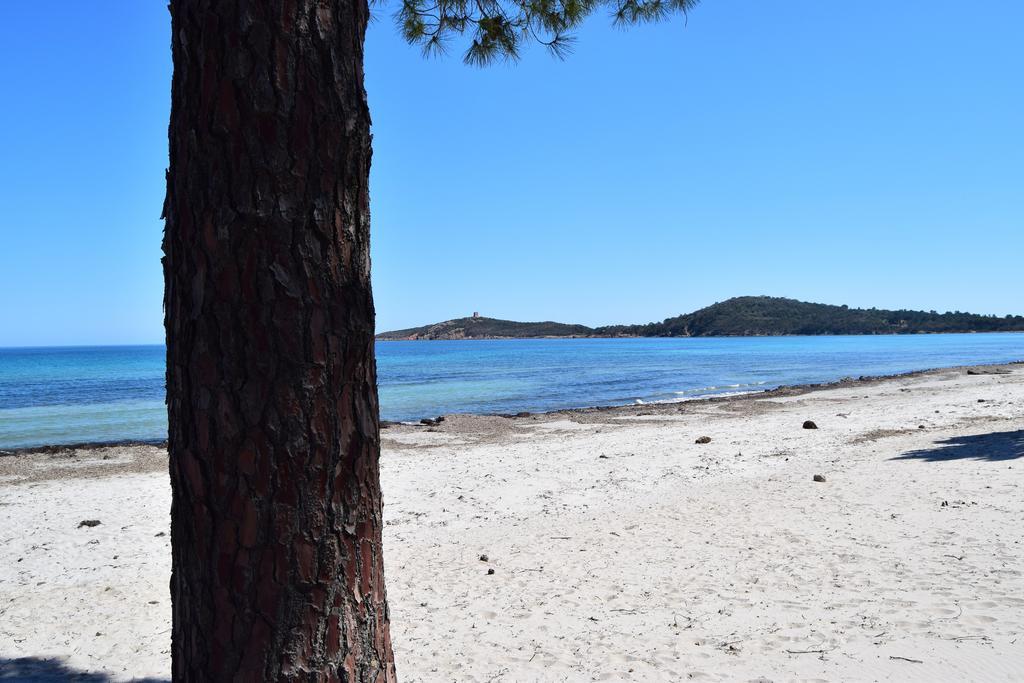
1;333;1022;449
0;345;167;449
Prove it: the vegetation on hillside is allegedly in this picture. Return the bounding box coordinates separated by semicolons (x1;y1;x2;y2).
379;297;1024;339
597;297;1024;336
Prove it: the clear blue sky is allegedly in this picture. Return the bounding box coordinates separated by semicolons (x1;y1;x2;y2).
1;2;1021;346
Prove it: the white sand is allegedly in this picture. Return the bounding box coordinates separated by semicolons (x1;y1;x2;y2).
1;365;1022;681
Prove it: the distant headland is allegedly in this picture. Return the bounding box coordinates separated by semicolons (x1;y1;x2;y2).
376;296;1024;340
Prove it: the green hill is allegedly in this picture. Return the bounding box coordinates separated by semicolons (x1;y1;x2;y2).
376;297;1024;340
594;296;1024;337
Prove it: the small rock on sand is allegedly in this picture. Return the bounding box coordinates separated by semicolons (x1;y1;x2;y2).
695;436;712;444
479;554;489;562
803;421;818;429
78;520;101;528
486;568;495;575
813;474;826;483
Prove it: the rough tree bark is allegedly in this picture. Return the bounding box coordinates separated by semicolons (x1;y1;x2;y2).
163;1;395;680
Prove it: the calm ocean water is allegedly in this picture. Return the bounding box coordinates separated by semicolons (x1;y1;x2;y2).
1;334;1022;449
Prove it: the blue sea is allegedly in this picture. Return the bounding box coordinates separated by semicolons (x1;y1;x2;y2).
1;334;1022;449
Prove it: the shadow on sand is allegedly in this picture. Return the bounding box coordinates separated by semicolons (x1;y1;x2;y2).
0;657;167;682
892;429;1024;463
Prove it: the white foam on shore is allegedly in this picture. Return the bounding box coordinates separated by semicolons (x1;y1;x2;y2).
660;389;764;404
673;380;768;396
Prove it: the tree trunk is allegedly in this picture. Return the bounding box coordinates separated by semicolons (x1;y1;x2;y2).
163;1;395;680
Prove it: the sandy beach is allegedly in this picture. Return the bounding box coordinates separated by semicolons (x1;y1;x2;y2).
1;364;1021;681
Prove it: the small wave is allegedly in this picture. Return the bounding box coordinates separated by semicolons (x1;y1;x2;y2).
674;382;757;395
675;385;719;395
649;389;762;406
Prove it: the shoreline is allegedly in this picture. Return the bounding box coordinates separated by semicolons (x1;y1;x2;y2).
376;330;1024;341
0;438;168;458
6;359;1020;455
4;356;1019;679
551;359;1024;415
385;362;1011;427
1;358;1021;680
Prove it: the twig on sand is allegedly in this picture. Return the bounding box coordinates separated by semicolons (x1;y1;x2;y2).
938;604;963;621
889;656;923;664
785;647;836;655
